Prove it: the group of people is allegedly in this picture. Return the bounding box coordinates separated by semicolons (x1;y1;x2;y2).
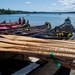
18;17;30;27
18;17;26;25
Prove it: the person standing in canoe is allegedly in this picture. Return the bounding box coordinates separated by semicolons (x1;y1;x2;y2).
22;17;26;25
26;20;30;27
18;17;22;24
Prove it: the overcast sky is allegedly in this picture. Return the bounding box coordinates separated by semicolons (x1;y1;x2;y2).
0;0;75;12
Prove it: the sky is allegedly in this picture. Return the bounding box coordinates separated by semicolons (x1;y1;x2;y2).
0;0;75;12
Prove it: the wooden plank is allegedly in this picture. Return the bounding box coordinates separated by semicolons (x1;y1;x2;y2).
0;35;75;70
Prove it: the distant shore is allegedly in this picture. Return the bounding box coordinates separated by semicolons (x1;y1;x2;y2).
0;9;75;15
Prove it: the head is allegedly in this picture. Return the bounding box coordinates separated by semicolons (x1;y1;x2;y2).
19;17;21;20
23;17;24;19
27;20;29;22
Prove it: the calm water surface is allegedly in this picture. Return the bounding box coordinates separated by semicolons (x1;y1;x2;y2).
0;14;75;28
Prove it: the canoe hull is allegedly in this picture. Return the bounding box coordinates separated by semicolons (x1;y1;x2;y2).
0;24;49;35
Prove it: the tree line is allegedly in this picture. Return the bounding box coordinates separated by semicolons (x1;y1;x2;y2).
0;9;46;15
0;8;31;15
0;8;75;15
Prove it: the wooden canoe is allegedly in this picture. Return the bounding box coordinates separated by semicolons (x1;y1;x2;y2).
0;24;49;36
32;18;74;40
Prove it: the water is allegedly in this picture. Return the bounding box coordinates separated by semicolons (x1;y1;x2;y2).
0;13;75;28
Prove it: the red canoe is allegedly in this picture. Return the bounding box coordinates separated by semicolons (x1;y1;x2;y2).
0;22;19;30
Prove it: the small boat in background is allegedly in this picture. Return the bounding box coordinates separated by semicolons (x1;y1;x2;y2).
59;13;61;15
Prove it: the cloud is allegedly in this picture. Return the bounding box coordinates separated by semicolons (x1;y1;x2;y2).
58;0;75;11
72;2;75;5
58;0;75;6
26;1;31;4
52;3;56;6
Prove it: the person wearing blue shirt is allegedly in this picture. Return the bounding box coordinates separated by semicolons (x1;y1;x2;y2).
22;17;26;25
